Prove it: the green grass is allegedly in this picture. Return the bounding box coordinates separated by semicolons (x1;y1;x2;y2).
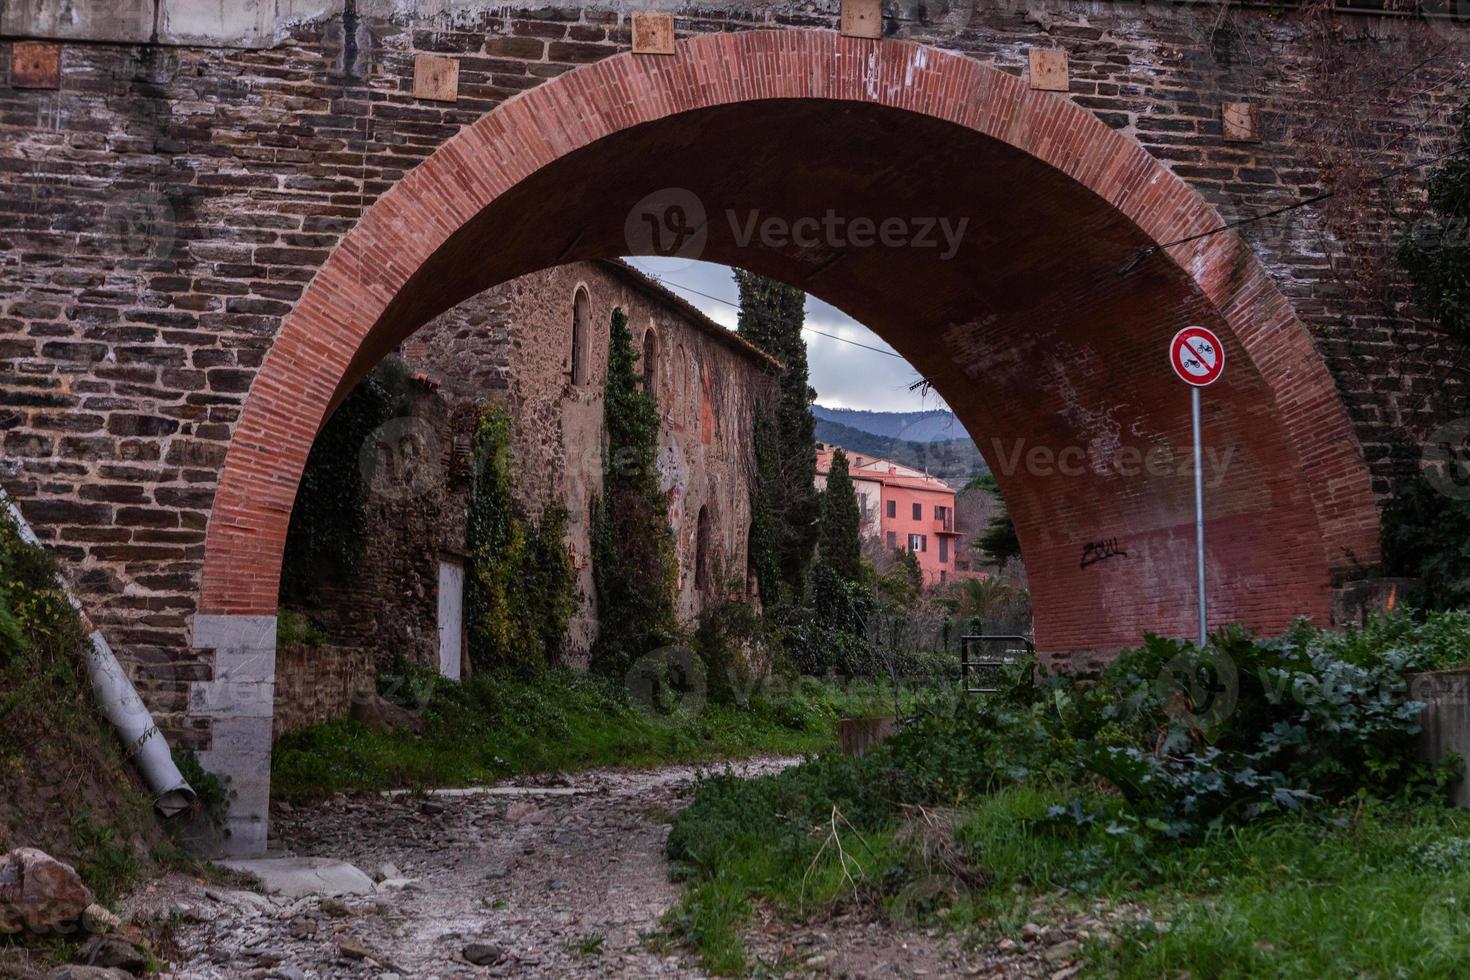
1092;802;1470;978
0;512;158;907
665;767;1470;977
272;666;904;803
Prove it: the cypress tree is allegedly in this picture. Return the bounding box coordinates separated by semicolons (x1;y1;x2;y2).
591;307;679;677
733;270;819;601
969;473;1021;568
818;448;864;583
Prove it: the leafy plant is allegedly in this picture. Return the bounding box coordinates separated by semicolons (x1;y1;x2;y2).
280;358;408;603
465;402;576;671
966;473;1020;568
276;608;329;648
1397;100;1470;347
1382;473;1470;611
666;612;1470;971
591;307;680;678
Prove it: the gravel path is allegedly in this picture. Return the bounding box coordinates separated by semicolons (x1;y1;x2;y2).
142;759;1081;979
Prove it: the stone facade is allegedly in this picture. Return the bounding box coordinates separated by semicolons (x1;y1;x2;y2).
291;260;776;679
404;260;778;662
0;1;1466;848
272;642;374;739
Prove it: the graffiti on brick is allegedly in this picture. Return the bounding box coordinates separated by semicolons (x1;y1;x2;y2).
1080;537;1128;569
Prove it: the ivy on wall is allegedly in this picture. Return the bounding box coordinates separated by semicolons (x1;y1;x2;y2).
465;401;576;672
1384;102;1470;610
1397;102;1470;349
280;359;408;604
591;307;680;678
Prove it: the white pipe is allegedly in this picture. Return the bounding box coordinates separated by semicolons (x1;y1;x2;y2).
2;488;195;817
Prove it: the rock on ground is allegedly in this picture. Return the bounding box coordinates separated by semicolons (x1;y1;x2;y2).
0;848;95;935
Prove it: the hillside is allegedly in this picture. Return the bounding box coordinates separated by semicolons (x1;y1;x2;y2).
814;417;989;484
811;405;969;444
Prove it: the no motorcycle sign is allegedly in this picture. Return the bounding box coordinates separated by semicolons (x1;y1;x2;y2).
1169;326;1225;387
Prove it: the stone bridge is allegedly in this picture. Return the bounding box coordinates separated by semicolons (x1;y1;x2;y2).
0;0;1465;849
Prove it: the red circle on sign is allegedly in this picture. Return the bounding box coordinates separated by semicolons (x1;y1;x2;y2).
1169;326;1225;387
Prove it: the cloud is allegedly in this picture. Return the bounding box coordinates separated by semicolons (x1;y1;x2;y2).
629;257;951;414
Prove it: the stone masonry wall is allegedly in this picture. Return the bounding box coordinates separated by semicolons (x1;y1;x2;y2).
271;641;374;739
405;259;780;667
0;2;1465;751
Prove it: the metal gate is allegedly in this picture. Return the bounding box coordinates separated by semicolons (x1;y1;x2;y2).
960;634;1035;694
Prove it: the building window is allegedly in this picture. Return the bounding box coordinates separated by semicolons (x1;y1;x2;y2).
939;537;949;563
908;533;926;553
695;505;712;594
912;502;922;520
571;286;591;385
642;327;658;394
886;499;896;519
887;530;897;549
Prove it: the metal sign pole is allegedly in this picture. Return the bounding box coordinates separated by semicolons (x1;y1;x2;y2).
1192;384;1207;647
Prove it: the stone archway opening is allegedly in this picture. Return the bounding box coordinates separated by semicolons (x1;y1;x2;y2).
193;31;1378;850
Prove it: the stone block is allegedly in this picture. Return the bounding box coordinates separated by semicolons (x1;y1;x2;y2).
191;614;277;856
1028;48;1068;92
1331;578;1416;627
1;0;153;44
837;717;897;757
216;857;375;898
11;42;61;90
841;0;882;39
1222;101;1260;143
1410;669;1470;810
197;714;273;856
631;12;675;56
158;0;341;48
413;54;460;102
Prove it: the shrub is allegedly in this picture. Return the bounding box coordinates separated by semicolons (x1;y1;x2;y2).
694;593;774;706
280;358;407;603
1382;473;1470;611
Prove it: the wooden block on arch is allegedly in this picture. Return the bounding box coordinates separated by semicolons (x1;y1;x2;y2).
412;53;460;103
841;0;883;39
12;41;61;90
632;12;676;55
1028;48;1068;92
1222;102;1261;143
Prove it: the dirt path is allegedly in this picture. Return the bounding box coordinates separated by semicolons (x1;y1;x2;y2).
142;759;1054;979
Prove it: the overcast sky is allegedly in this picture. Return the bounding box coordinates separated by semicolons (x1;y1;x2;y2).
630;257;951;414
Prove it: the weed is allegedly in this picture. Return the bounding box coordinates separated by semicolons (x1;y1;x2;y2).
573;931;605;957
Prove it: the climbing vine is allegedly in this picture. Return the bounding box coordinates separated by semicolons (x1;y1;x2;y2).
280;358;408;604
465;401;576;672
591;307;679;678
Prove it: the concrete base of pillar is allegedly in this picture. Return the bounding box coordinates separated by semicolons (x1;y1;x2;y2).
190;614;278;856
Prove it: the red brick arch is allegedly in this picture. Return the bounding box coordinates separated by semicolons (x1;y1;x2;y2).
200;29;1379;656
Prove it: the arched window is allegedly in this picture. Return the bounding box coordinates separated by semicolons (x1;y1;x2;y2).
695;505;712;594
642;327;658;395
570;286;591;385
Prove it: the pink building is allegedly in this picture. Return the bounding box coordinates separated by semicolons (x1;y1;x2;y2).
816;446;979;587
